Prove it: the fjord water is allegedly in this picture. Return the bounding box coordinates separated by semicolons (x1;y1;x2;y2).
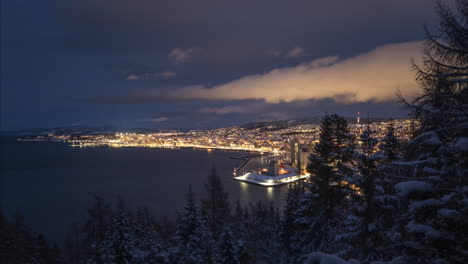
0;137;287;243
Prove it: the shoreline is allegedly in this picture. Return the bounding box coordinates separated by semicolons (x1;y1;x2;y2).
16;138;281;154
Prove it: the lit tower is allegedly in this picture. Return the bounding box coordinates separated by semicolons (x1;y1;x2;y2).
357;112;360;124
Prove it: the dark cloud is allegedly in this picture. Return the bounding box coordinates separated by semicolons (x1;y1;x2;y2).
51;0;437;60
197;99;406;120
83;41;422;105
125;71;176;81
140;117;169;123
169;48;200;64
2;0;450;130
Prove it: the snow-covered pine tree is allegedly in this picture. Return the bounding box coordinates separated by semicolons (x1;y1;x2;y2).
134;210;168;264
242;201;281;263
217;224;240;264
396;1;468;263
191;215;216;263
94;210;141;264
372;119;406;261
202;167;231;236
407;0;468;134
292;114;354;259
234;230;248;264
280;180;303;260
333;114;356;176
266;202;282;263
356;124;380;255
175;188;201;248
82;194;113;257
173;187;215;264
338;123;400;261
135;227;168;264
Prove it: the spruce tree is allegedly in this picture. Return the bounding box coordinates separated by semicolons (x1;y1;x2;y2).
280;181;303;260
356;124;380;248
82;194;113;256
396;1;468;263
245;201;281;263
136;226;168;264
95;210;140;264
339;124;398;261
0;209;61;264
174;187;215;264
132;207;168;263
217;225;239;264
202;167;231;235
292;114;355;258
408;0;468;135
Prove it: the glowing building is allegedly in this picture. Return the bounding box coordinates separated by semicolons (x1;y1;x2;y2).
290;140;311;172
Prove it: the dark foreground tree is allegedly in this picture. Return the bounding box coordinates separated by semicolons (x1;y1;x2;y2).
397;1;468;263
243;201;280;263
339;124;401;261
173;187;215;264
280;181;303;260
202;167;231;235
217;224;246;264
93;210;140;264
82;194;113;257
0;209;62;264
408;0;468;134
291;114;355;259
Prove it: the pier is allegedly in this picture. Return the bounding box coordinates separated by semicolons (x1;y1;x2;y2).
233;156;255;174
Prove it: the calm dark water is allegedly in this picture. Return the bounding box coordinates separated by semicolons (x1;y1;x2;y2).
0;136;287;243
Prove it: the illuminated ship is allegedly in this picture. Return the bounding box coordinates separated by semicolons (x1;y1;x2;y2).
233;161;308;186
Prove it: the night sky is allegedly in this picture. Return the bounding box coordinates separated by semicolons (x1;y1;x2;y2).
1;0;451;130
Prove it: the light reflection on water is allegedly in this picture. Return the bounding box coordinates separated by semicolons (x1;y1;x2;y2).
267;187;274;199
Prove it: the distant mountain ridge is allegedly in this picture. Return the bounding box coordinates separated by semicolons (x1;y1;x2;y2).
0;126;173;136
1;117;403;135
